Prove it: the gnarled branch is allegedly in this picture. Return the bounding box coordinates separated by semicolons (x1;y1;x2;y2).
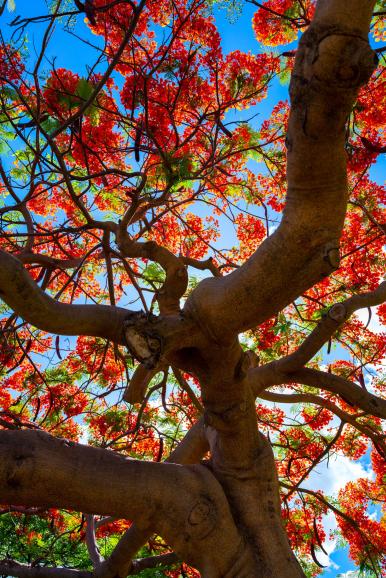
0;429;247;576
0;250;128;342
184;0;377;343
247;280;386;417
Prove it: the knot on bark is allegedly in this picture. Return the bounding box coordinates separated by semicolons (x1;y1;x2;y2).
6;453;34;490
296;26;377;92
313;33;376;89
186;498;216;539
123;312;163;369
323;242;340;270
328;302;347;323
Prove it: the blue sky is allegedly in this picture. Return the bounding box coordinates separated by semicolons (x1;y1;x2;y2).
1;1;385;576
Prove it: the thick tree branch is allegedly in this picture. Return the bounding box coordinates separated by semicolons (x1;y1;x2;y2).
93;524;154;578
116;233;188;315
16;251;84;270
94;419;209;578
289;368;386;419
0;250;128;342
0;429;247;576
123;364;162;404
276;281;386;374
250;364;386;419
181;256;222;278
0;250;201;361
247;280;386;417
184;0;377;343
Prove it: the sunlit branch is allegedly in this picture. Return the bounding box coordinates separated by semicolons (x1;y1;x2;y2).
289;368;386;420
116;234;188;315
181;255;222;277
259;390;386;457
183;1;377;342
248;281;386;417
123;364;162;404
85;515;104;568
0;249;128;342
266;280;386;375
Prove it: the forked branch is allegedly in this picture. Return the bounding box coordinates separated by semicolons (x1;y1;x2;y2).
0;428;248;576
248;280;386;418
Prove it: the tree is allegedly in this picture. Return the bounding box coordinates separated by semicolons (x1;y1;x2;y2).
0;0;385;576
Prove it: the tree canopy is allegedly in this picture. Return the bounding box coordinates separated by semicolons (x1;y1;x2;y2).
0;0;385;577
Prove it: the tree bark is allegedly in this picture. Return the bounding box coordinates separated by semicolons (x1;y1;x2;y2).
184;0;377;343
0;429;257;577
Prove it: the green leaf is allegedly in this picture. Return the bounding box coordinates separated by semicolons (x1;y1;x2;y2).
41;115;62;133
278;67;291;86
142;263;165;285
75;78;95;101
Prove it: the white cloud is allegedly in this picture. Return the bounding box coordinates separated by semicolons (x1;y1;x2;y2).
302;454;373;570
314;511;340;570
303;453;373;496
